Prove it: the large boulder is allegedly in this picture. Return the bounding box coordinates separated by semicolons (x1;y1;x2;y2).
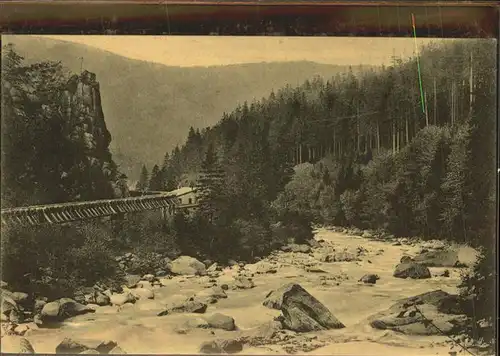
206;313;236;331
393;261;431;279
41;298;95;322
169;256;207;276
158;298;207;316
263;283;344;332
368;290;468;336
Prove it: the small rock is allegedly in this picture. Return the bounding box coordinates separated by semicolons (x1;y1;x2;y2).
232;276;255;290
1;280;9;289
14;324;31;336
207;263;219;273
142;274;156;282
206;313;236;331
155;270;168;277
124;275;141;288
359;274;379;284
220;284;229;291
441;270;450;277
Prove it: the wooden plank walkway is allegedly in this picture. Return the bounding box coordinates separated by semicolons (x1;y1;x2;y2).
1;191;189;227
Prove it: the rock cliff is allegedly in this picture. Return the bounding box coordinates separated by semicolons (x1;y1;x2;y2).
1;50;128;206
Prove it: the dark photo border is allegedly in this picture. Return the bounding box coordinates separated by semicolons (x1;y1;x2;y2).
0;1;498;356
0;1;498;38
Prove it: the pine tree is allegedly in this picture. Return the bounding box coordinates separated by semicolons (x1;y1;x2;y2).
195;143;226;223
148;164;163;191
136;165;149;191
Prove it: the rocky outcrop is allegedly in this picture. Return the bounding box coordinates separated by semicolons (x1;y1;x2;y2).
368;290;469;336
413;249;462;267
263;283;344;332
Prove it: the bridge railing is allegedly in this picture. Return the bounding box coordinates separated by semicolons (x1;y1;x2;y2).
1;193;183;228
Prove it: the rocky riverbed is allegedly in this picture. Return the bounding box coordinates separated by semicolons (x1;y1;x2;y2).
1;227;488;355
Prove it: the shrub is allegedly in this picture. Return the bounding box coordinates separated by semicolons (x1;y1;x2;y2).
1;221;121;300
458;248;496;351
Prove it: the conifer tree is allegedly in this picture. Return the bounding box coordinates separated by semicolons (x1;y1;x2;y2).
148;164;163;191
195;143;226;223
136;165;149;191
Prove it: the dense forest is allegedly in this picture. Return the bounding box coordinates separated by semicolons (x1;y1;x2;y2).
146;39;496;347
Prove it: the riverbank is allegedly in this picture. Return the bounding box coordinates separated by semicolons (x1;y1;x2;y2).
1;227;484;355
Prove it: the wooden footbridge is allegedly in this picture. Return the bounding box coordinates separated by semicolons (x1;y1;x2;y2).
1;188;197;228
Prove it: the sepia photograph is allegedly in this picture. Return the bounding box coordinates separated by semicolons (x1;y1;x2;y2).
0;33;497;356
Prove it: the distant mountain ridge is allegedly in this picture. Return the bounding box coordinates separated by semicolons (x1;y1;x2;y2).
5;36;377;179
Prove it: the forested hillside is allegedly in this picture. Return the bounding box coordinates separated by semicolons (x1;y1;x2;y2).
157;39;495;246
7;36;370;179
150;39;496;347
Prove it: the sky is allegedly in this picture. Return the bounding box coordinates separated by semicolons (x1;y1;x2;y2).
36;35;446;67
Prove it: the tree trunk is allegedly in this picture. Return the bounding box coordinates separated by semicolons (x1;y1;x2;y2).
392;119;396;154
451;81;456;126
405;112;409;145
424;91;429;127
433;78;437;125
376;120;381;152
356;108;360;153
469;51;474;118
